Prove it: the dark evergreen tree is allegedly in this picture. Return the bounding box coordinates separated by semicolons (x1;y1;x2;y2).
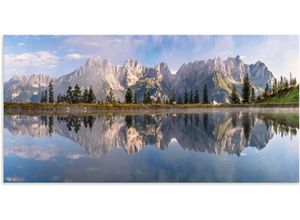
82;89;89;103
251;87;256;102
125;88;133;103
44;90;48;103
189;90;193;103
203;84;209;104
184;89;188;104
66;86;73;104
40;91;45;103
143;89;152;104
48;81;54;103
134;90;138;104
60;95;66;103
194;89;200;103
283;77;289;89
177;95;182;104
88;86;96;103
242;74;251;103
263;83;269;97
265;83;269;93
230;86;240;104
73;84;82;103
57;93;62;103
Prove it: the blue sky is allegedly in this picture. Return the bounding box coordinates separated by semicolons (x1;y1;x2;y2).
4;35;299;81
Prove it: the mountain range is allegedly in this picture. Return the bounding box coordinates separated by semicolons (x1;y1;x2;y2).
4;55;275;103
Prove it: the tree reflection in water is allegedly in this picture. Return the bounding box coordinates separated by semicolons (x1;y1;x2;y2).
7;111;299;157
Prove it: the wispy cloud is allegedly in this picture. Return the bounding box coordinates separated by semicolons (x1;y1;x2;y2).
4;51;59;67
17;42;25;46
65;53;89;61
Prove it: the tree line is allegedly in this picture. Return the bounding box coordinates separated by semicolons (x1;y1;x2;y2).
40;73;297;105
124;84;209;104
40;82;96;104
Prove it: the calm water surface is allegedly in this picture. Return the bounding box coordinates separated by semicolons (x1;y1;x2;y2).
4;109;299;182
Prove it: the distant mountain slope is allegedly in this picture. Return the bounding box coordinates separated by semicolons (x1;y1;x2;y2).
173;56;275;103
4;55;275;103
4;74;56;102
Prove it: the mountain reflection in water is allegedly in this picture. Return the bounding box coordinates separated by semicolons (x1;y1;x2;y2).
5;111;298;157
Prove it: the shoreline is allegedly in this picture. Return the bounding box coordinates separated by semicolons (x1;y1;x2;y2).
4;102;299;115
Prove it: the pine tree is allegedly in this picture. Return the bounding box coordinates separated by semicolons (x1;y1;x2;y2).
291;78;297;87
73;84;82;103
170;90;176;103
125;88;133;103
82;89;89;103
134;90;138;104
184;89;188;104
230;86;240;104
106;87;115;103
279;76;284;91
283;77;289;89
57;93;62;103
194;89;200;103
203;84;209;104
272;78;278;94
251;87;256;102
242;74;251;103
44;90;48;103
40;91;44;103
143;89;152;104
265;83;269;93
289;73;297;87
60;95;65;103
66;86;73;104
263;83;269;97
88;86;96;103
48;81;54;103
177;96;182;104
189;90;193;103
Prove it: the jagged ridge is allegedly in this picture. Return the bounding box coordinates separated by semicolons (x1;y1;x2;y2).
4;55;275;103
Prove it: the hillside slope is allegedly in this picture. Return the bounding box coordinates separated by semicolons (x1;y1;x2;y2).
258;87;299;104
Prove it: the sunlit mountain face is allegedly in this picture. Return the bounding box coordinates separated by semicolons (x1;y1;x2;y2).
4;109;299;182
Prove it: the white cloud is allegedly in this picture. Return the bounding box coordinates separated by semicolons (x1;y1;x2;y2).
17;42;25;46
62;36;137;64
4;143;87;161
65;53;89;61
4;51;60;68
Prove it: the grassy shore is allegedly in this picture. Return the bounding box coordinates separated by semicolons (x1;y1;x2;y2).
4;101;299;112
257;86;299;104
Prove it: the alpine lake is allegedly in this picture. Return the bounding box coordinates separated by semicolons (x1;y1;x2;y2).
4;108;299;182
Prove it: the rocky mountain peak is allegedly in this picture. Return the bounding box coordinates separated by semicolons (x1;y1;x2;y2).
155;62;171;74
4;55;276;103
